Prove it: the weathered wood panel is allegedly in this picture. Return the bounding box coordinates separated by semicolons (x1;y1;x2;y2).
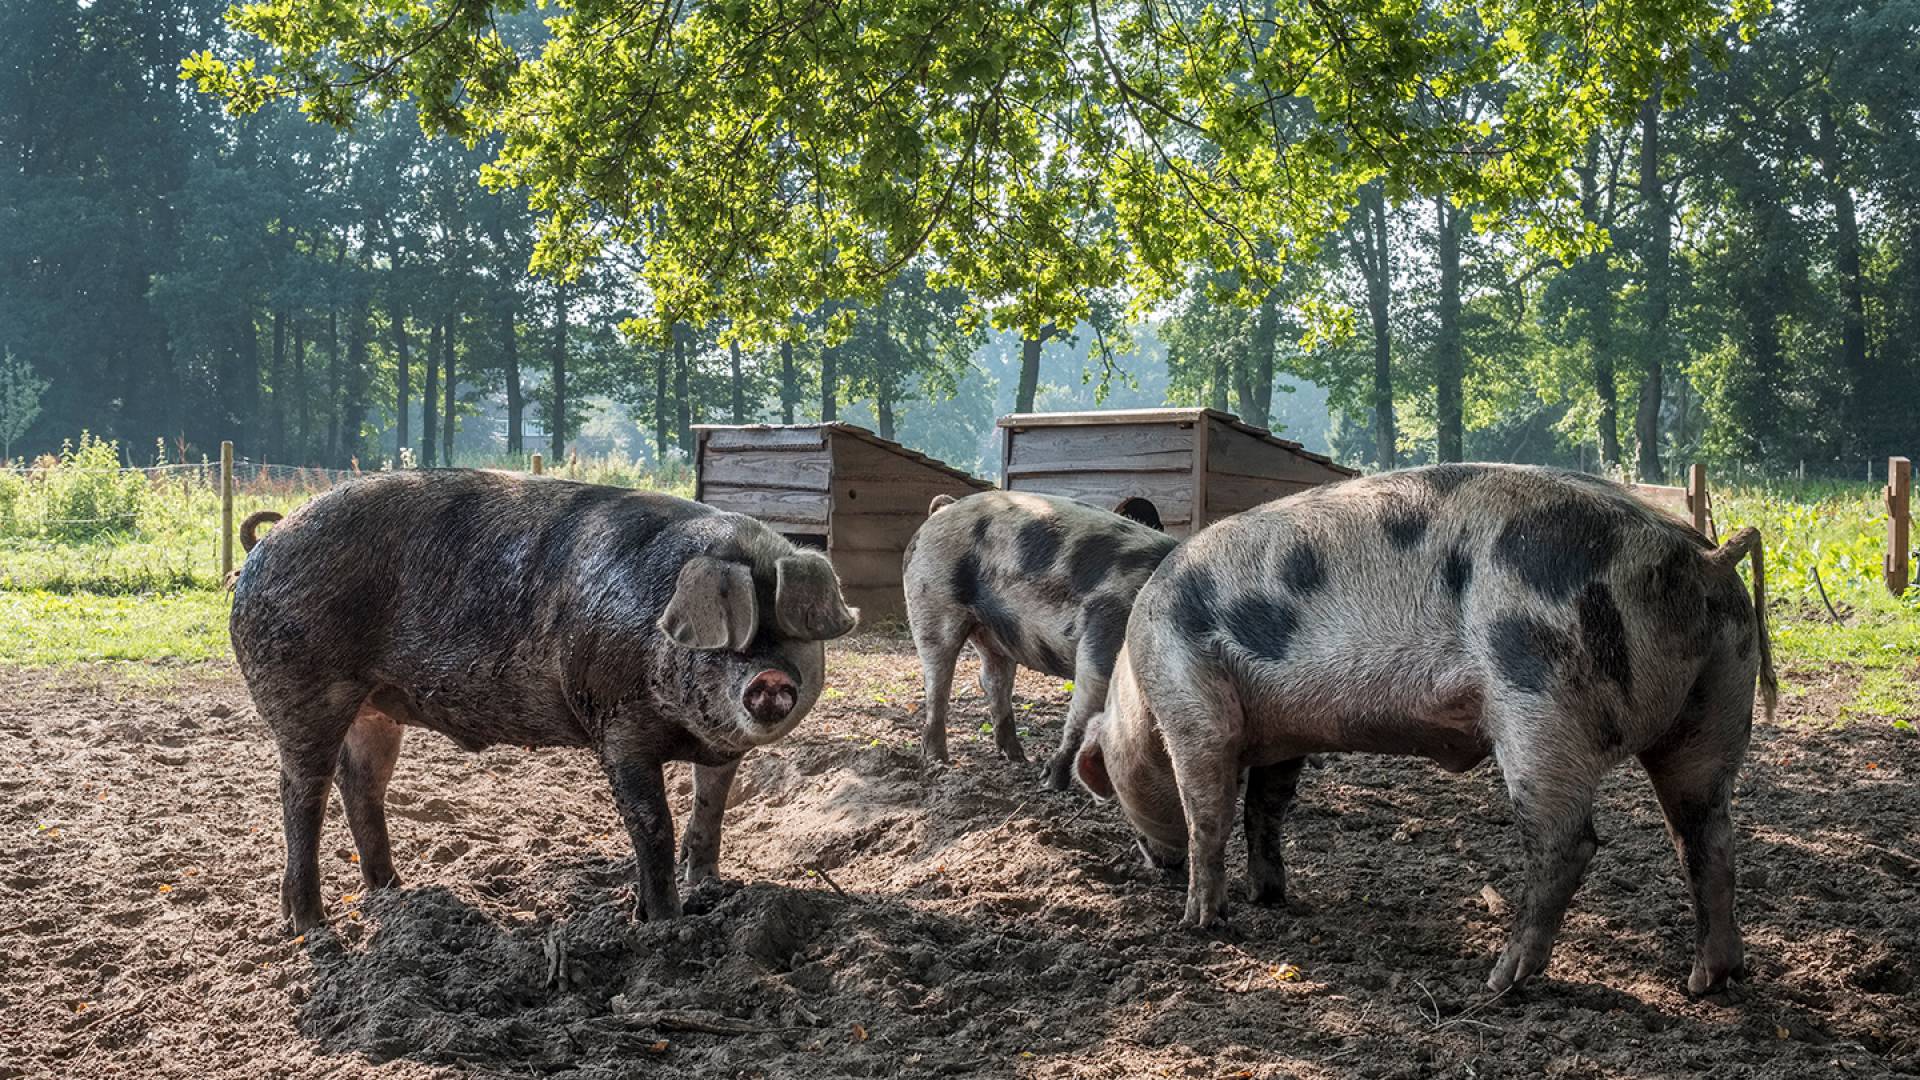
702;427;827;451
1004;470;1194;527
827;547;911;588
1627;483;1689;522
835;478;983;517
839;582;908;623
702;447;832;492
830;511;925;553
1205;476;1318;521
1205;420;1353;486
699;483;829;527
1005;422;1195;472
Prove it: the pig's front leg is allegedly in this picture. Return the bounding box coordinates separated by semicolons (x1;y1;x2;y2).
605;758;683;920
1243;758;1306;904
679;758;742;885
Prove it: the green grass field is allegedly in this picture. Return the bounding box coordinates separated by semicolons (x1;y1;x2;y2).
3;446;1913;722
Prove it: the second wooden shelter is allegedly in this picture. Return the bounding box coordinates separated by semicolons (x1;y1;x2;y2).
995;408;1357;537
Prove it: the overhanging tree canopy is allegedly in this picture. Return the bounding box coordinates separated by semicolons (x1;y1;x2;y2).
187;0;1763;341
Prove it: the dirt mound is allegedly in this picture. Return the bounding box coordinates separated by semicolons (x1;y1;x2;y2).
2;637;1918;1078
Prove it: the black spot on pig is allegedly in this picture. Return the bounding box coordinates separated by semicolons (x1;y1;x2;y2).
1441;546;1473;599
1168;571;1220;643
1080;595;1132;674
1016;518;1065;575
954;552;1024;654
1577;582;1634;697
1489;615;1575;693
1415;463;1484;497
1494;501;1621;599
1073;536;1176;594
1282;544;1326;595
1383;505;1431;550
971;516;992;543
1226;594;1300;663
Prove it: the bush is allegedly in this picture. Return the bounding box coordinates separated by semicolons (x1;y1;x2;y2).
39;433;149;541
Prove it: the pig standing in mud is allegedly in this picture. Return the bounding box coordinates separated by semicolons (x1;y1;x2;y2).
229;470;857;932
1076;464;1775;994
904;491;1177;788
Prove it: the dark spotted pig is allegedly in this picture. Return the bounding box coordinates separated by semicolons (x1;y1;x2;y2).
1075;464;1776;994
904;490;1177;788
230;470;857;933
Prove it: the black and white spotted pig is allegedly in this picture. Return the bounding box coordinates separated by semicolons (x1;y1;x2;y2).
904;490;1178;788
1076;464;1776;994
230;470;857;933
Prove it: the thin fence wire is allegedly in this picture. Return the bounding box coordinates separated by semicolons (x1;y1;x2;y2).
0;460;363;531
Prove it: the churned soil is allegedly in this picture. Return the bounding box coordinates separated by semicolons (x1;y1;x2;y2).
2;634;1916;1079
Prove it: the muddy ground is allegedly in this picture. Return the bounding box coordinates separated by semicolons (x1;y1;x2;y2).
2;633;1916;1079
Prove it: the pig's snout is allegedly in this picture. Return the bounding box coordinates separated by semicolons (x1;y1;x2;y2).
744;670;799;726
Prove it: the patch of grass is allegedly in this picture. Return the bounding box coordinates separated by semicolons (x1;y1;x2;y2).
0;589;232;664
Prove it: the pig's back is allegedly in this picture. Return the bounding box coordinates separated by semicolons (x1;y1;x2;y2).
230;470;714;691
1132;464;1733;756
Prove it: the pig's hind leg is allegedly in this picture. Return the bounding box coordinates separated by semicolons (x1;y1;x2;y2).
264;686;364;933
1486;719;1609;992
1638;669;1752;995
1244;757;1307;905
1042;665;1103;790
979;646;1027;764
913;615;970;764
336;698;406;891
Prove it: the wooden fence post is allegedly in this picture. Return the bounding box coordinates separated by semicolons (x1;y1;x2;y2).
1888;456;1911;597
530;452;543;475
219;440;235;580
1686;463;1709;538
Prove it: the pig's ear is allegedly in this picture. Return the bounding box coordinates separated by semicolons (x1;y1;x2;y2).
774;552;859;641
1076;736;1115;800
660;557;759;652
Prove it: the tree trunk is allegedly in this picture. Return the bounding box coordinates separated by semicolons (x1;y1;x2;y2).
654;336;669;462
780;338;797;424
729;340;746;423
1577;141;1621;469
1248;289;1278;428
340;300;371;467
550;287;568;460
1015;325;1055;413
393;309;410;464
292;319;309;464
270;308;287;461
1635;91;1669;483
442;316;456;467
326;304;341;463
1209;354;1231;412
421;320;440;467
1815;107;1872;454
820;340;838;422
1355;186;1397;469
503;294;522;454
1433;197;1464;464
674;324;691;453
237;311;263;449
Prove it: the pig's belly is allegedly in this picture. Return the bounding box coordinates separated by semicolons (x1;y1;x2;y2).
365;678;592;752
1244;642;1494;774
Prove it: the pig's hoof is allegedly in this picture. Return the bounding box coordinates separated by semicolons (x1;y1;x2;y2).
285;905;327;935
362;866;402;890
1485;944;1548;993
1041;755;1074;792
680;861;718;886
995;731;1027;763
920;739;950;767
1248;880;1288;907
1686;957;1747;998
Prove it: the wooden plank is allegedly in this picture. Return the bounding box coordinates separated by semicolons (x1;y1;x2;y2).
828;433;991;490
827;546;910;588
699;426;828;451
1190;412;1212;530
836;477;984;516
1005;422;1195;471
1687;463;1710;537
700;483;829;527
1207;422;1355;486
997;424;1012;489
839;583;907;623
1004;458;1190;478
1627;482;1689;522
1206;475;1318;518
702;447;832;492
830;511;924;552
1003;470;1194;527
998;408;1212;429
1888;456;1911;597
